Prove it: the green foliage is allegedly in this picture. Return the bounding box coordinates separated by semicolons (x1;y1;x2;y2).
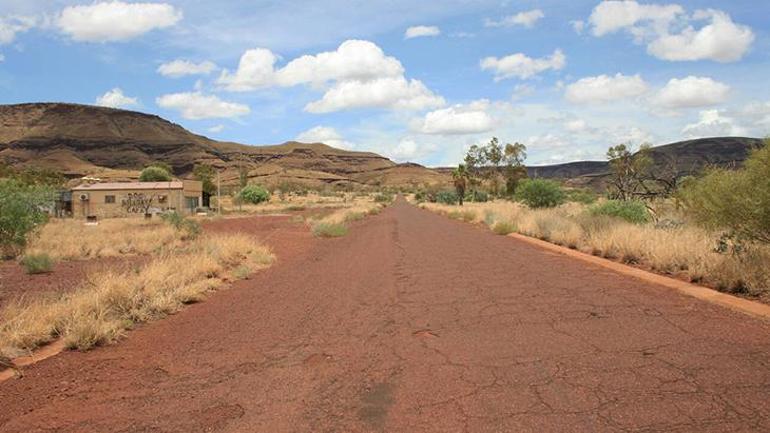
312;222;348;238
515;179;565;209
435;190;459;205
589;200;651;224
679;140;770;243
139;166;172;182
148;161;173;174
21;253;54;274
373;193;394;203
567;188;598;204
238;184;271;204
464;137;528;197
467;190;489;202
0;180;53;258
452;164;470;205
492;221;516;235
160;211;202;240
193;164;217;196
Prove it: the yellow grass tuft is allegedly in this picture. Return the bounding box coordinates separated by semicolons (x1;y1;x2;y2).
0;233;273;358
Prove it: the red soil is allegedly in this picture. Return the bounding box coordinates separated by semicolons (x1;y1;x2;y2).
1;200;769;432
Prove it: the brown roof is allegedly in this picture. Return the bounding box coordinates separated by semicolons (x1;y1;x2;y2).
72;181;185;191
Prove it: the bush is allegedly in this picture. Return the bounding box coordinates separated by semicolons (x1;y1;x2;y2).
0;180;53;258
21;253;54;274
467;190;489;203
160;212;202;240
492;221;516;235
311;222;348;238
589;200;651;224
435;190;459;205
374;193;394;203
516;179;565;209
239;185;271;204
679;140;770;243
567;188;597;204
139;166;172;182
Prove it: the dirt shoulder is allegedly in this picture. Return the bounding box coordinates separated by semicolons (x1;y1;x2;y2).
1;200;769;432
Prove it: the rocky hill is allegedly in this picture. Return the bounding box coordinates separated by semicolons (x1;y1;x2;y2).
0;103;763;191
0;103;445;189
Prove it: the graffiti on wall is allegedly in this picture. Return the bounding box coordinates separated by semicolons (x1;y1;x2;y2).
121;193;154;214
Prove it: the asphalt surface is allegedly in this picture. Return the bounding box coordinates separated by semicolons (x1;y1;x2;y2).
1;200;769;432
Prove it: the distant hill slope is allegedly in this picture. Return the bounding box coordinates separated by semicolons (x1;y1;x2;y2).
0;103;763;190
0;103;444;188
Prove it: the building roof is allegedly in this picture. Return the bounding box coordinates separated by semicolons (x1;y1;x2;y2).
72;181;185;191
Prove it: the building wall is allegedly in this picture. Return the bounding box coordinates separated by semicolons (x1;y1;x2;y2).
72;187;202;219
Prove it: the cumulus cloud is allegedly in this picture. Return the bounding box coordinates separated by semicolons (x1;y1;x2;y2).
304;76;444;113
158;60;217;78
218;40;404;91
653;76;730;109
57;1;182;42
217;40;439;113
95;88;139;108
156;92;250;120
404;25;440;39
296;126;354;150
0;15;38;45
480;49;565;80
565;73;648;104
484;9;544;28
418;100;494;135
386;138;438;162
682;109;746;139
587;1;754;63
207;125;225;133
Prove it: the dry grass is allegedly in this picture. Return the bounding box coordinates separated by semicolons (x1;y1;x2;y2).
307;197;384;237
421;201;770;297
0;233;273;358
216;192;356;215
27;218;181;260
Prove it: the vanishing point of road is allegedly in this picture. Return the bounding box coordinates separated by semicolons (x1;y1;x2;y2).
2;199;769;432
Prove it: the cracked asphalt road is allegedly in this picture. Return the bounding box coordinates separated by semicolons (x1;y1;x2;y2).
1;199;769;432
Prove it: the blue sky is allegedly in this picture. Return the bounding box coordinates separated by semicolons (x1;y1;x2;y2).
1;0;769;166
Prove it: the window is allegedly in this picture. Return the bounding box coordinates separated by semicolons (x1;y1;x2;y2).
185;197;199;210
105;195;116;204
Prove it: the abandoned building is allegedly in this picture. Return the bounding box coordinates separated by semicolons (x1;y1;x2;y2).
70;180;204;218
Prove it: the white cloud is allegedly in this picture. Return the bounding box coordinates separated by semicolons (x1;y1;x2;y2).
156;92;250;120
208;124;225;133
0;15;38;45
587;1;754;63
647;10;754;63
682;109;746;139
484;10;544;28
564;119;588;132
419;100;494;135
386;138;438;162
511;83;535;101
0;53;4;62
95;88;139;109
57;1;182;42
740;101;770;130
218;40;404;91
565;73;648;104
480;49;565;80
304;76;444;113
296;126;354;150
571;20;585;34
158;60;217;78
653;76;730;109
404;25;440;39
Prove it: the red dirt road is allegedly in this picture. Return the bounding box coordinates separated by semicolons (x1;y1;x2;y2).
1;200;770;432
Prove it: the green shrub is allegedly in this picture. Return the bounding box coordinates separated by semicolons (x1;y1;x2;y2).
238;185;271;204
0;180;53;258
467;190;489;202
492;221;516;235
312;222;348;238
374;193;393;203
436;190;459;205
139;166;172;182
160;211;202;240
567;188;597;204
284;205;306;211
679;140;770;243
21;253;54;274
414;190;427;202
589;200;651;224
516;179;565;209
